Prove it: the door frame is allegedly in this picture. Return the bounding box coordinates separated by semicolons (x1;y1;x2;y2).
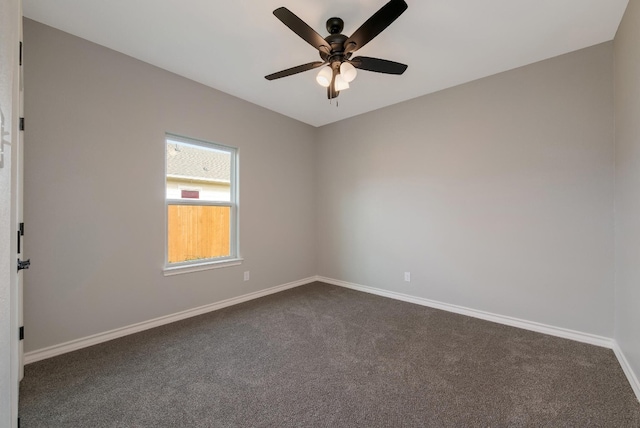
16;15;24;382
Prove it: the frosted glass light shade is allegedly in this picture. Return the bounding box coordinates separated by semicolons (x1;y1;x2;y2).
340;62;358;82
316;66;332;87
334;74;350;91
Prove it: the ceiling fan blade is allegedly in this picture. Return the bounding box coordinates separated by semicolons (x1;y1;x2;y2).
350;56;407;74
273;7;331;54
265;61;326;80
344;0;408;54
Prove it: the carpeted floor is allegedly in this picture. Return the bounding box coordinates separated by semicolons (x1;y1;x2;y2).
19;282;640;427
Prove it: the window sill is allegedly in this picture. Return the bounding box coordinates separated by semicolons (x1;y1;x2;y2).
163;258;243;276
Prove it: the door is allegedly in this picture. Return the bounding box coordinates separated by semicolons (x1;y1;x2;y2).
2;0;25;424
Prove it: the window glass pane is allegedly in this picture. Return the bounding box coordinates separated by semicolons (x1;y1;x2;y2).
167;205;231;263
166;138;231;202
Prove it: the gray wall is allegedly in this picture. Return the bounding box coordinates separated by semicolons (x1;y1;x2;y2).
23;15;627;363
22;19;317;352
316;43;615;337
614;0;640;387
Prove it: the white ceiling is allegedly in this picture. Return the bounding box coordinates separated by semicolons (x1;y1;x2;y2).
23;0;628;127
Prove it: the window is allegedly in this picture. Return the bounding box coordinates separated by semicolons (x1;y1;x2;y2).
165;134;239;273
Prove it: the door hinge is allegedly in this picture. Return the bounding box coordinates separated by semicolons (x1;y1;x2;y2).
19;41;22;66
17;258;30;272
17;223;24;253
19;117;24;131
19;326;24;341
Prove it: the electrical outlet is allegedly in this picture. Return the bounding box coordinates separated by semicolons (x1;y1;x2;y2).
404;272;411;282
244;271;250;281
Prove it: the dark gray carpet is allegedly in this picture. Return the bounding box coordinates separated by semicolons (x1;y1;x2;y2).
20;282;640;427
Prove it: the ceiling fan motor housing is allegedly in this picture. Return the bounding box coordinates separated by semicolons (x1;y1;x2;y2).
326;17;344;34
321;32;350;63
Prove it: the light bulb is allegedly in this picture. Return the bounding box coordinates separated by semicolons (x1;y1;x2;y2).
334;73;350;91
339;62;357;83
316;66;332;87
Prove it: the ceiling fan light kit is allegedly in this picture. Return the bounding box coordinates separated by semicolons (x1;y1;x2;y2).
339;62;358;83
334;73;350;91
265;0;409;101
316;66;333;87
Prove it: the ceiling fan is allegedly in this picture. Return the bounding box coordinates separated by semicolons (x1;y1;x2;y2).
265;0;409;100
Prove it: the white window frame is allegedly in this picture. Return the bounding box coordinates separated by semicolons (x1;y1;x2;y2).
163;133;241;276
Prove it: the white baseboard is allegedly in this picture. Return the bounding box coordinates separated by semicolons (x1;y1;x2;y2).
24;274;640;403
612;342;640;402
24;277;316;364
318;276;640;402
317;276;613;348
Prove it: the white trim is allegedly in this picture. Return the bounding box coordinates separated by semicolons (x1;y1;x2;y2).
317;277;640;401
612;342;640;402
317;276;614;349
24;274;640;404
163;257;243;276
167;200;232;207
317;277;640;402
24;277;316;364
